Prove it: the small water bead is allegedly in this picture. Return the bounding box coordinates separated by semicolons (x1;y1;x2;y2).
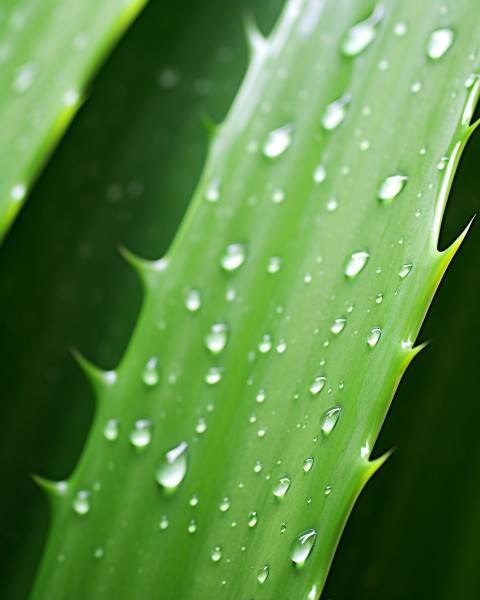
375;293;383;304
377;173;408;203
411;80;422;93
267;256;282;273
187;520;197;534
394;21;408;36
72;490;91;515
321;93;351;130
320;407;342;434
344;250;369;278
325;485;333;496
129;419;152;448
257;565;270;583
12;62;37;94
401;338;413;350
103;418;119;441
220;243;247;271
254;461;263;473
273;477;291;498
185;289;201;311
258;334;272;353
399;263;413;279
142;357;159;386
11;183;26;201
256;389;266;403
204;366;224;385
211;546;222;562
257;426;267;438
341;5;384;57
367;327;382;348
426;28;455;60
276;339;287;353
281;522;287;533
189;494;199;507
219;497;231;512
303;457;314;473
313;163;327;183
326;197;338;212
195;418;207;434
205;177;221;202
155;441;189;490
271;188;285;204
289;529;317;564
303;273;312;284
309;376;326;396
94;546;104;559
248;511;259;527
437;156;449;170
330;318;346;335
205;323;229;354
359;139;370;151
262;123;294;158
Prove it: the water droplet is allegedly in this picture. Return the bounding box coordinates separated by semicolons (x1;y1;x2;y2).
411;80;422;93
313;163;327;183
72;490;91;515
394;21;408;36
257;565;270;583
309;376;326;396
256;389;266;403
187;519;197;533
281;522;287;533
320;407;342;434
254;461;263;473
344;250;370;278
248;511;258;527
205;323;229;354
273;477;291;497
267;256;282;273
276;339;287;353
189;494;199;507
375;293;383;304
195;417;207;434
159;515;169;530
377;173;408;203
341;5;384;57
399;263;413;279
129;419;152;448
11;183;26;201
324;485;332;496
103;418;119;441
211;546;222;562
330;318;346;335
289;529;317;564
220;243;247;272
12;62;37;93
271;188;285;204
204;366;224;385
155;441;189;490
303;457;314;473
219;497;230;512
205;177;221;202
367;327;382;348
257;426;267;438
262;124;294;158
185;289;201;312
258;334;272;353
360;139;370;151
426;28;454;60
326;197;338;212
321;93;351;130
142;357;159;386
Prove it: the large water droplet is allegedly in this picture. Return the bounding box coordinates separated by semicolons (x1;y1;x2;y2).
257;565;270;583
72;490;91;515
309;376;326;396
248;511;258;527
211;546;222;562
377;173;408;203
320;407;342;434
205;177;221;202
321;93;350;130
155;441;189;491
185;289;201;312
399;263;413;279
273;477;291;497
205;366;224;385
142;357;159;386
341;5;384;57
103;418;119;441
205;323;229;354
303;457;314;473
220;243;247;271
426;28;454;59
367;327;382;348
262;124;294;158
330;318;346;335
344;250;370;278
289;529;317;564
129;419;152;448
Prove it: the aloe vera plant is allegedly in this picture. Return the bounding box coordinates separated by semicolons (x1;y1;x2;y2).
2;0;480;598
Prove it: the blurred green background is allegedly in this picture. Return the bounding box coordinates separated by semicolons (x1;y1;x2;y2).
0;0;478;598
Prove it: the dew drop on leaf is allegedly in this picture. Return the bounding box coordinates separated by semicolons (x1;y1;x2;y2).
211;546;222;562
205;177;221;202
325;485;333;496
195;417;207;434
267;256;282;273
393;21;408;36
426;28;455;60
103;418;119;441
281;522;287;533
72;490;91;515
258;334;273;353
204;366;224;385
129;419;152;448
187;519;197;534
262;123;294;158
330;318;346;335
375;293;383;304
271;188;285;204
303;457;314;473
399;263;413;279
313;163;327;183
289;529;317;564
93;546;104;559
321;93;351;130
273;477;291;497
309;376;326;396
219;497;230;512
159;515;169;530
248;511;259;528
12;61;37;93
341;5;383;57
257;565;270;583
205;323;229;354
220;243;247;271
320;407;342;434
189;494;199;507
276;339;287;353
367;327;382;348
344;250;370;278
155;441;189;490
326;197;338;212
185;289;201;312
254;460;262;473
256;389;266;403
142;357;159;386
377;173;408;202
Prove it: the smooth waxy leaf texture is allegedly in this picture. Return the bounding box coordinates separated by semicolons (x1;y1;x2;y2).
26;0;480;599
0;0;148;242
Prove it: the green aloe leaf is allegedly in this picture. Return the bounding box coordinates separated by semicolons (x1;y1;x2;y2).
0;0;149;242
12;0;480;598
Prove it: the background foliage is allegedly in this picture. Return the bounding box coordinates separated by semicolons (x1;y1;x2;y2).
0;0;478;598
